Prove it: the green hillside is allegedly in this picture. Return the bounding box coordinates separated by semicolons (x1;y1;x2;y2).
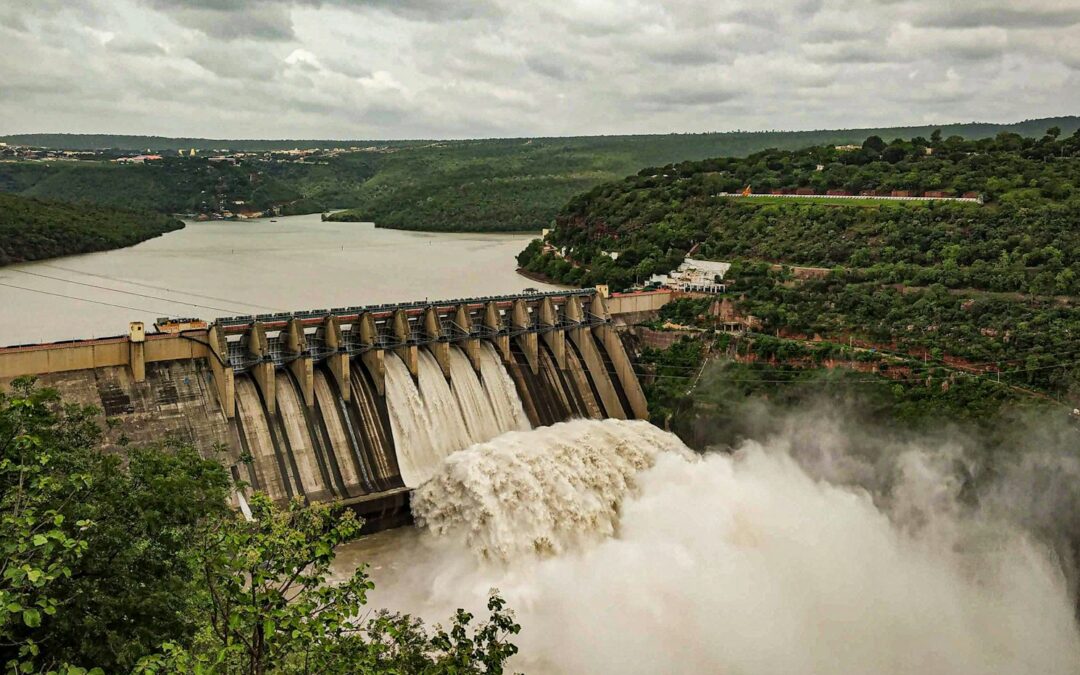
0;193;183;265
0;158;306;214
523;127;1080;292
522;128;1080;404
3;116;1077;232
324;117;1080;231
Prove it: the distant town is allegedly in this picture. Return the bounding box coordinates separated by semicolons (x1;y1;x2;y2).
0;141;401;220
0;141;396;164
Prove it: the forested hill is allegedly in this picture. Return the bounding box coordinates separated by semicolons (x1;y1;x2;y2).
3;116;1077;152
0;193;183;266
0;134;422;152
520;128;1080;407
322;116;1080;231
522;127;1080;295
2;116;1077;233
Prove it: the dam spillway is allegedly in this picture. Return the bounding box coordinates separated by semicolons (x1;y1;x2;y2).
0;289;661;525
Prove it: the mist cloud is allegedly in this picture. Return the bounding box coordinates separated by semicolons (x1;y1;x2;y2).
336;416;1080;674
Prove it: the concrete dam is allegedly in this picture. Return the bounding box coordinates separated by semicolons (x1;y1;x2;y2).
0;289;666;525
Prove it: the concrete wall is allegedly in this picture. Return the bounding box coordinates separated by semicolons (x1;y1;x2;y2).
636;327;702;350
0;331;210;381
606;290;672;316
19;361;233;457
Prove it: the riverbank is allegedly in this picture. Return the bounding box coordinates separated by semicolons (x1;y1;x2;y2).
515;266;576;288
0;193;183;267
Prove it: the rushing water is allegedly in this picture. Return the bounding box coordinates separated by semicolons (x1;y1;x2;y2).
477;341;531;433
333;418;1080;675
383;348;534;488
0;213;558;345
447;346;504;441
377;353;442;488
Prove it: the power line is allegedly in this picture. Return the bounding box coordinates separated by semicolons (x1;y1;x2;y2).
39;263;284;312
7;269;252;315
0;281;172;315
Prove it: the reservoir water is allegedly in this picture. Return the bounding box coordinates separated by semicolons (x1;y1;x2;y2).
0;213;558;346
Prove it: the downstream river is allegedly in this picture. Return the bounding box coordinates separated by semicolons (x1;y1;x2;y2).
0;213;558;346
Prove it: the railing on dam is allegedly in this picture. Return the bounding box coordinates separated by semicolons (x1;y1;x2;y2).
213;288;597;330
202;289;611;374
0;288;665;423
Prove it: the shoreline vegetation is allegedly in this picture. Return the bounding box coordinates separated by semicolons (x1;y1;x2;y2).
514;266;570;287
0;193;183;266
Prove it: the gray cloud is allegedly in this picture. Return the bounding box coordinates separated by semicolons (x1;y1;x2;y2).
913;3;1080;29
647;88;741;107
105;34;168;56
525;55;573;82
149;2;297;40
0;0;1077;138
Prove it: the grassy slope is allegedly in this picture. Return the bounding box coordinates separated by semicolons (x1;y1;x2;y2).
0;193;183;265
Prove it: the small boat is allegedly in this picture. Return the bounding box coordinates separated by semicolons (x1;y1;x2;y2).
270;219;278;222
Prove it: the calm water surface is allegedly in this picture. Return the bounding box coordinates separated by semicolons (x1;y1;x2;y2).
0;213;558;346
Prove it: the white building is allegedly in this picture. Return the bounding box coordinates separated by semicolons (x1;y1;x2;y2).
649;258;731;293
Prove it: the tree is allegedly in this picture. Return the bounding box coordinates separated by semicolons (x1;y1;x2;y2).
881;145;907;164
1;379;233;672
1;381;522;674
0;380;95;673
137;495;520;674
45;443;232;671
862;135;887;153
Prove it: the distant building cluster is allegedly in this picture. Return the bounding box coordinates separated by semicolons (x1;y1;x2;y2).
0;142;401;166
0;144;98;161
114;154;162;164
649;258;731;294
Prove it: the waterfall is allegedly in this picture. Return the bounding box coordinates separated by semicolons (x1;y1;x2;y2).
383;346;533;488
234;341;541;498
412;418;691;562
478;341;530;434
416;349;474;456
383;352;445;487
448;347;503;441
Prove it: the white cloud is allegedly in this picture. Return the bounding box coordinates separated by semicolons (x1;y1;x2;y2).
0;0;1076;138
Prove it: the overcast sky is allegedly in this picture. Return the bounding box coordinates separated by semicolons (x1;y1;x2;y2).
1;0;1078;139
